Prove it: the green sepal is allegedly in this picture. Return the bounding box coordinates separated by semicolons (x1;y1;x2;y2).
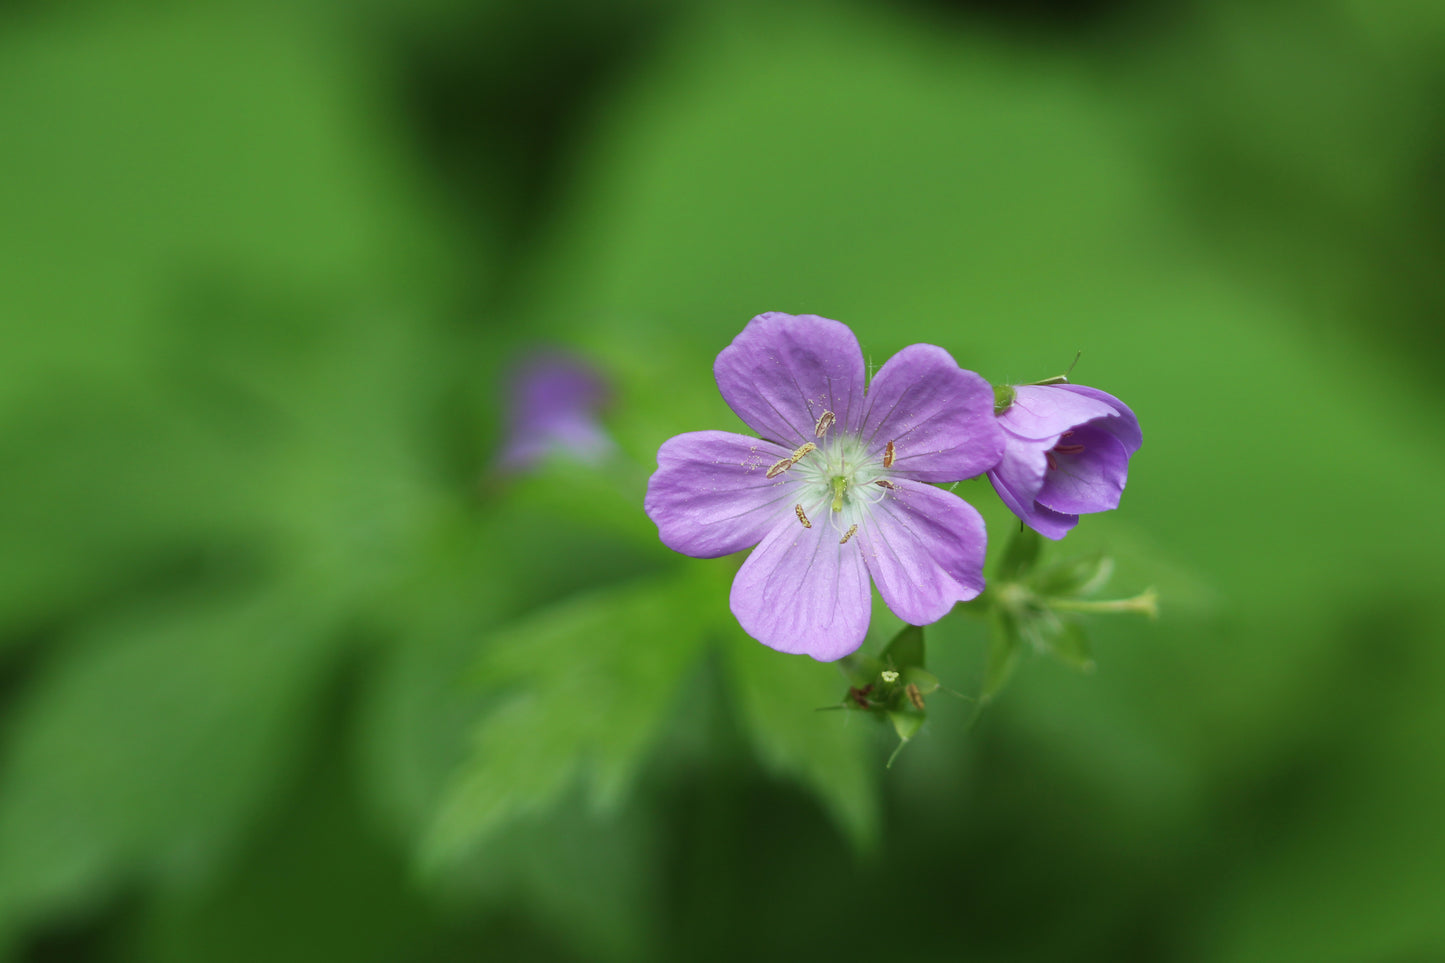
901;666;939;694
983;608;1023;700
888;709;925;744
997;526;1043;580
1044;620;1096;673
885;705;926;769
992;383;1016;414
1031;552;1113;598
881;624;925;671
837;652;885;690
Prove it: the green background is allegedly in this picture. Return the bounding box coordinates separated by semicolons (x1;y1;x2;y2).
2;0;1443;959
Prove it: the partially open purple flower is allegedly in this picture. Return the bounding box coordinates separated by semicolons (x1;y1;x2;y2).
988;384;1142;540
496;353;613;473
644;313;1004;662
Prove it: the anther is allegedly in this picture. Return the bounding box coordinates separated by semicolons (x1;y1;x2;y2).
1053;430;1084;456
875;479;896;490
814;410;835;438
882;440;895;468
1045;451;1058;471
839;524;858;545
795;504;812;529
765;442;818;479
906;683;925;710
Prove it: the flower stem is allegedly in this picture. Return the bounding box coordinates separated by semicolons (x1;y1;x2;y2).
1044;587;1158;619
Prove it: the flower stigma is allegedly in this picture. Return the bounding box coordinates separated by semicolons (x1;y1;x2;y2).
786;432;892;528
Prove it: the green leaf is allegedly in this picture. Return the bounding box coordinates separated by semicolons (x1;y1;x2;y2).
0;586;342;944
882;623;925;670
723;642;880;852
997;526;1043;581
421;569;720;872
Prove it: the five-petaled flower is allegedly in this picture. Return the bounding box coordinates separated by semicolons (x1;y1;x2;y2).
644;312;1004;661
988;384;1142;540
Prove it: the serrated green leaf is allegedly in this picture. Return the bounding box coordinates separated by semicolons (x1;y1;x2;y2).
882;624;925;670
723;642;880;852
421;570;719;872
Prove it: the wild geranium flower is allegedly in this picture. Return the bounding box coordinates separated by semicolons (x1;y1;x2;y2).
496;352;614;473
988;383;1142;540
644;312;1004;662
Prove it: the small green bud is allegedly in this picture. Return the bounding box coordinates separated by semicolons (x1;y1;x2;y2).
992;383;1016;415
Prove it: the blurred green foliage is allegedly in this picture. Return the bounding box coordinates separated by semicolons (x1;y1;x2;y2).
2;0;1444;960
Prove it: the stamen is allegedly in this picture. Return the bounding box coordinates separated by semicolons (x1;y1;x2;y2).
814;410;835;438
839;524;858;545
906;683;925;710
875;479;896;490
883;440;895;468
765;441;818;479
1045;451;1058;471
1054;444;1085;455
794;504;812;529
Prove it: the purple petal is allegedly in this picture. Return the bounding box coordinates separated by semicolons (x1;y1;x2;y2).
858;345;1004;482
988;443;1078;541
1055;384;1142;453
644;431;798;559
1025;502;1080;540
998;384;1118;442
729;516;872;662
989;437;1046;514
856;480;987;625
713;313;867;447
1034;425;1129;515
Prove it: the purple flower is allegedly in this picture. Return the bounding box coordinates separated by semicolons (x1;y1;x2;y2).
644;313;1004;662
988;384;1142;540
496;353;614;473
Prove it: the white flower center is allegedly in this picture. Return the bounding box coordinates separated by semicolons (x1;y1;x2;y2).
789;432;893;537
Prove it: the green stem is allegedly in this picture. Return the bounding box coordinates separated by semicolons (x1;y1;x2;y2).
1044;588;1158;618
